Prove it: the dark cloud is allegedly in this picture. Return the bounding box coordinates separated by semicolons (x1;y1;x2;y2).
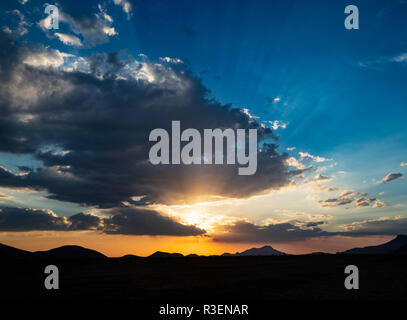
0;205;205;236
214;221;329;243
38;5;117;48
380;172;403;184
68;212;101;230
319;190;384;209
213;220;331;243
305;221;325;227
0;33;297;208
0;207;68;231
2;9;29;37
212;216;407;243
340;217;407;236
103;207;205;236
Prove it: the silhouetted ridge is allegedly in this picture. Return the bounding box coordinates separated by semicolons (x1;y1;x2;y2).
222;245;286;256
148;251;184;258
0;243;107;259
33;245;107;259
338;235;407;254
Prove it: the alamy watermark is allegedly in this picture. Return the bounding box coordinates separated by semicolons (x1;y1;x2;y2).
149;121;258;175
44;4;59;30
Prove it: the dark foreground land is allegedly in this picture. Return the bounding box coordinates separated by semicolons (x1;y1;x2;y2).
1;254;407;300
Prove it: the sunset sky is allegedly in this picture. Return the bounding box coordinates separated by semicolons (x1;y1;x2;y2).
0;0;406;257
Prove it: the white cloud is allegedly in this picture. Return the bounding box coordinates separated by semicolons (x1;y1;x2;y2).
391;53;407;63
39;6;118;47
286;157;305;169
160;57;183;64
23;49;67;68
269;120;287;130
299;152;332;163
372;200;387;208
55;33;83;47
98;4;113;23
102;26;117;36
113;0;132;19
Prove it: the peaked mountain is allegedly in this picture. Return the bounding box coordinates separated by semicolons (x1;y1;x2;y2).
338;235;407;254
148;251;184;258
222;245;286;256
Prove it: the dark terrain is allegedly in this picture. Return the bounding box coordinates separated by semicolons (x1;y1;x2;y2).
1;236;407;300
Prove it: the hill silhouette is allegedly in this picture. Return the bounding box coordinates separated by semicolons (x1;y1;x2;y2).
33;245;106;259
0;243;106;260
338;235;407;254
148;251;184;258
222;245;286;256
1;235;407;260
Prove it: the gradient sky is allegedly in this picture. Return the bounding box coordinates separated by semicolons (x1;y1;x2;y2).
0;0;406;256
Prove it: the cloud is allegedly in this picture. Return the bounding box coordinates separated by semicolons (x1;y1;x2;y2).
212;216;406;243
0;205;205;236
112;0;133;19
340;216;407;236
38;6;117;47
212;220;331;243
380;172;403;184
266;96;281;105
68;212;101;230
285;157;305;169
269;120;287;130
313;174;330;182
0;207;68;231
299;152;332;163
0;33;299;209
359;52;407;68
3;9;30;37
390;53;407;63
54;33;82;47
319;190;385;209
103;207;205;236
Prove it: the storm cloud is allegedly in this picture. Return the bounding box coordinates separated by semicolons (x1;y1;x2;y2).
212;216;407;243
0;32;297;209
0;206;205;236
213;220;331;243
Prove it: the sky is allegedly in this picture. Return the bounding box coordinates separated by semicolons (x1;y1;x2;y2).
0;0;406;256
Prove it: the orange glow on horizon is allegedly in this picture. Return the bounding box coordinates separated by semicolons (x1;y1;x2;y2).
0;231;394;257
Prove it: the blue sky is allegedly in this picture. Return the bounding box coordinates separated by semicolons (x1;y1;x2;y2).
0;0;406;255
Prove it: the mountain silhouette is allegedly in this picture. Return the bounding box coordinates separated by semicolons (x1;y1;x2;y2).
33;245;106;259
338;235;407;254
148;251;184;258
2;235;407;260
222;245;286;256
0;243;106;259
